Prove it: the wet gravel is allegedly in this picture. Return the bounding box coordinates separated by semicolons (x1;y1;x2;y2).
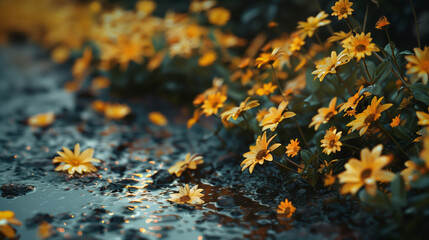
0;44;379;240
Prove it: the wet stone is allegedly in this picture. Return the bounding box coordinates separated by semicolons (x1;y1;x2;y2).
216;195;236;208
123;229;149;240
25;213;54;227
83;224;106;234
1;183;35;197
100;183;124;193
110;215;125;224
148;169;174;188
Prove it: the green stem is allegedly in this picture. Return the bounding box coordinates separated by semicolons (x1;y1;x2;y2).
273;160;298;173
384;29;406;81
408;0;421;48
342;143;361;151
270;64;310;149
335;72;353;95
377;122;407;158
362;58;373;85
282;156;303;169
346;18;357;34
362;4;369;32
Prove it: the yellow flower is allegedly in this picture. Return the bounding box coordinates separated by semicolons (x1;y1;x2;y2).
254;48;283;68
260;101;296;131
221;97;259;121
390;115;401;128
417;108;429;126
37;222;54;240
297;11;331;38
201;92;227;116
187;109;202;129
0;210;22;239
343;32;379;61
347;96;392;136
207;7;230;26
286;138;300;158
277;199;296;218
53;144;100;175
327;31;352;44
91;76;110;91
149;112;168;126
241;132;281;174
92;100;106;113
375;16;390;30
309;97;338;130
312;50;350;81
198;51;217;67
168;184;204;204
168;153;204;177
256;82;278;96
104;103;131;120
331;0;354;20
324;171;336;186
256;108;269;123
289;34;305;52
338;85;364;113
136;0;156;17
405;46;429;84
27;112;55;127
338;144;394;196
189;0;216;13
51;46;70;63
345;109;356;116
320;127;342;155
400;160;420;188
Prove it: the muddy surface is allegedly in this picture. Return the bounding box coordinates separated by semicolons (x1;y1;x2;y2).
0;45;378;240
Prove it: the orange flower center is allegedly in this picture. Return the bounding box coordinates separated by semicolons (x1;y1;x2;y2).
180;195;191;202
340;7;348;14
72;158;80;166
325;111;335;120
364;114;375;124
329;139;336;148
283;207;290;215
356;44;366;52
256;149;268;161
360;168;372;180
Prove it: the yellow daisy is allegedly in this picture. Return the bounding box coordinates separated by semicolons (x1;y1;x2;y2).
221;97;260;121
405;46;429;84
338;85;364;113
375;16;390;30
320;127;342;155
327;31;352;44
255;48;283;68
343;32;379;61
338;144;394;196
286;138;300;158
168;184;204;204
331;0;354;20
53;144;101;175
201;92;227;116
256;82;278;96
259;101;296;131
312;50;350;81
297;11;331;38
346;96;392;136
417;108;429;126
0;211;22;239
241;132;281;174
309;97;338;130
168;153;204;177
277;199;296;218
390;115;401;128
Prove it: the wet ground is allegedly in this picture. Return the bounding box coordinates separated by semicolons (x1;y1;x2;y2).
0;45;379;240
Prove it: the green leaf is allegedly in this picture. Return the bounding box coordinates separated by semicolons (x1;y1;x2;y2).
390;174;407;208
305;68;321;93
373;60;392;83
408;83;429;105
359;189;389;208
